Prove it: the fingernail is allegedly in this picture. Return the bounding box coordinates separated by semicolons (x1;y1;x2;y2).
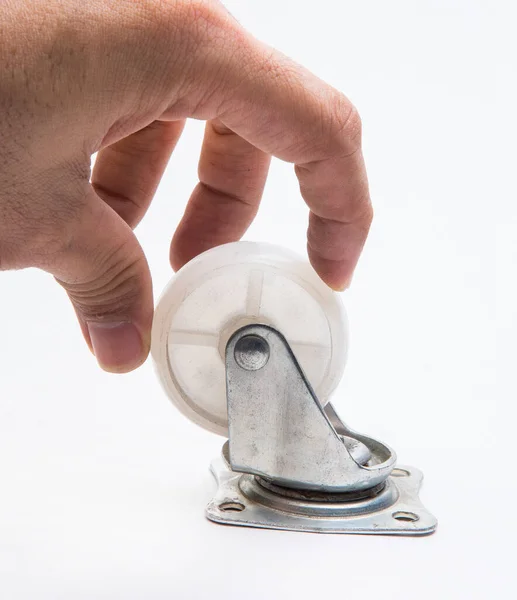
87;321;145;373
331;276;352;292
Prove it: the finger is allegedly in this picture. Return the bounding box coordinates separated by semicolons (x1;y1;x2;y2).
170;119;271;270
165;20;372;289
91;120;185;228
49;186;153;373
215;46;371;290
296;149;372;290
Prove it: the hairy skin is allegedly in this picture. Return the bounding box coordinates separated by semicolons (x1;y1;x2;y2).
0;0;372;373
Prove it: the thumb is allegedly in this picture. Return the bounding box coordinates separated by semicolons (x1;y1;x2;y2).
51;188;153;373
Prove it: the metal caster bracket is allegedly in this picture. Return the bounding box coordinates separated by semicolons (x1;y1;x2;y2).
204;324;437;536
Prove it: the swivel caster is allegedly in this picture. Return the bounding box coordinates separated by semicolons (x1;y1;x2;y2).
152;242;437;535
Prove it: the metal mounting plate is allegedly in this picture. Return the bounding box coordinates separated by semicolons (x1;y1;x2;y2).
206;457;437;536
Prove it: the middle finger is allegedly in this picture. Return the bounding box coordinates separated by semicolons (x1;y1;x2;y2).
170;119;271;270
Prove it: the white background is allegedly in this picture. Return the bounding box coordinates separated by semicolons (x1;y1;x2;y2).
0;1;511;598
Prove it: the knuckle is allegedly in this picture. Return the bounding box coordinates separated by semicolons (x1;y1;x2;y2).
179;0;229;36
353;199;374;234
345;193;374;228
363;200;374;225
137;0;224;42
62;247;144;322
123;0;232;114
326;92;363;156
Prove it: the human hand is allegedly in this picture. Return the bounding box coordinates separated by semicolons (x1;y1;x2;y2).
0;0;372;373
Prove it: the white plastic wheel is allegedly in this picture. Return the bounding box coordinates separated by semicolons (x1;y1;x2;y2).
151;241;348;436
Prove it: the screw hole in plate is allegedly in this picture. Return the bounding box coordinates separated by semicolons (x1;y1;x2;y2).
392;511;419;522
391;468;411;478
219;501;246;513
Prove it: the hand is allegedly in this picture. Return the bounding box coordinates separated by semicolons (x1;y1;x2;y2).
0;0;372;373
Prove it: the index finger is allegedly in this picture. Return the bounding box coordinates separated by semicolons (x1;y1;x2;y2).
213;39;372;290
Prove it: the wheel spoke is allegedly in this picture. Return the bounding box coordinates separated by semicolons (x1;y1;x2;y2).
246;269;264;317
169;330;218;347
290;341;329;350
